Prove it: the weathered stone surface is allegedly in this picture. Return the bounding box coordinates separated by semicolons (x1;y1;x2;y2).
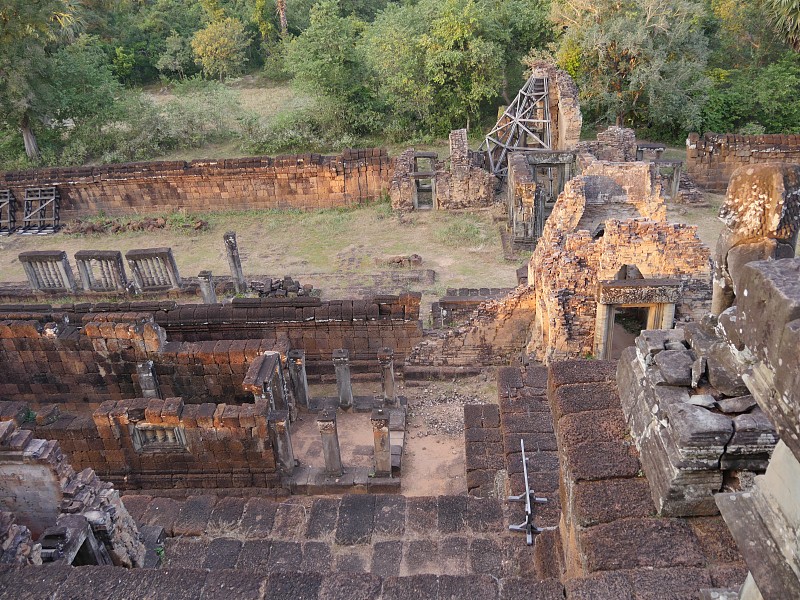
550;381;618;420
654;349;695;386
564;571;634;600
666;403;733;450
440;574;499;599
200;570;265;600
318;573;382;600
239;497;278;538
306;497;340;539
371;541;403;577
705;343;749;397
572;478;655;527
203;538;242;570
580;518;705;571
499;577;565;600
716;395;756;414
382;574;439;600
335;494;375;545
173;495;216;536
736;258;800;364
264;572;323;599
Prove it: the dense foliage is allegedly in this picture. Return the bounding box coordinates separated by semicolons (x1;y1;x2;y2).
0;0;798;169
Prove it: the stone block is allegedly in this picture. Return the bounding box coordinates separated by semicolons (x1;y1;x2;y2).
654;349;695;386
736;258;800;364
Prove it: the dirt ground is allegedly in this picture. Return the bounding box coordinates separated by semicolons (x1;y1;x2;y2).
0;205;518;313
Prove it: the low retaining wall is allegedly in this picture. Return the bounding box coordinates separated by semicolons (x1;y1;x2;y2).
686;133;800;192
1;149;392;220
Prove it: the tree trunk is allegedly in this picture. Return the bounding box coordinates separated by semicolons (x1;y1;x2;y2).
501;67;511;105
20;114;41;162
276;0;288;36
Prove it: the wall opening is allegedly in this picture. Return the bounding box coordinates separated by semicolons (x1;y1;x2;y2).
610;306;649;359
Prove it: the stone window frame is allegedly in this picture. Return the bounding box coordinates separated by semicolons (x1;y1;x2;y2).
130;423;188;453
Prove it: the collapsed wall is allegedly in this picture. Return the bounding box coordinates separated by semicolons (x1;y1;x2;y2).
0;419;144;566
390;130;495;211
686;132;800;192
1;149;392;220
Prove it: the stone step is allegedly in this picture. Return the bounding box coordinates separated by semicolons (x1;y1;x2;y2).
0;564;565;600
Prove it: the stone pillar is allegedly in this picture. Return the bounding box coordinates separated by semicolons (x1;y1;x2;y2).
288;349;309;409
317;408;343;476
333;349;353;409
377;348;397;407
593;303;614;360
136;361;160;398
224;231;247;294
372;407;391;477
268;410;295;475
198;270;217;304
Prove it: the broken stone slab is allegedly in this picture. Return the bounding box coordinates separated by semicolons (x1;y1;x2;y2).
729;408;778;449
666;402;733;450
691;356;707;388
706;343;749;397
688;394;716;409
635;329;686;364
716;394;757;414
654;349;695;386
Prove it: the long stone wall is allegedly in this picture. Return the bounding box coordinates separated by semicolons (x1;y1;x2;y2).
0;149;392;220
0;294;423;408
686;133;800;192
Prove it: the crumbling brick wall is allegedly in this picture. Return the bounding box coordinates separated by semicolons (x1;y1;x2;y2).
528;61;582;151
528;215;710;363
1;149;392;220
0;294;423;407
390;131;495;211
581;159;666;221
686;132;800;192
0;397;280;494
0;419;144;566
0;313;284;407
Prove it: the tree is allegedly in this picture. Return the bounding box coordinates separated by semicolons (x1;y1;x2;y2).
286;0;378;131
552;0;710;133
0;0;79;160
157;31;193;79
191;17;251;80
763;0;800;51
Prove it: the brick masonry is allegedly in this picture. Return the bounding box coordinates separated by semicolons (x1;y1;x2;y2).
0;149;392;221
686;132;800;192
0;397;279;494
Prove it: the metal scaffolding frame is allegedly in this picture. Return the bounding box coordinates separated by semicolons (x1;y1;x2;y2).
480;75;552;179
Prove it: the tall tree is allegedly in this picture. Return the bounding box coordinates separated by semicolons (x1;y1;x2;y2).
552;0;710;132
191;17;251;80
763;0;800;51
0;0;79;160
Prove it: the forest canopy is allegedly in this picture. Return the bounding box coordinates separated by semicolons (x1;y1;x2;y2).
0;0;798;169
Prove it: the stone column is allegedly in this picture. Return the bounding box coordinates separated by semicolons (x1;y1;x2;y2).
136;361;161;399
593;303;614;360
377;347;397;407
268;410;295;475
317;408;343;477
288;349;309;409
198;270;217;304
224;231;247;294
333;349;353;409
372;408;391;476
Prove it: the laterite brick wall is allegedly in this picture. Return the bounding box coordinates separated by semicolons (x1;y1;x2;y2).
1;149;392;220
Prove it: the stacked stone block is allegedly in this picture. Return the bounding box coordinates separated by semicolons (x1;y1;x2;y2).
617;326;777;517
546;360;748;595
1;150;392;221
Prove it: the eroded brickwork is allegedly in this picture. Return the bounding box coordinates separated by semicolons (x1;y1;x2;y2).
686;132;800;192
0;419;144;566
1;150;391;220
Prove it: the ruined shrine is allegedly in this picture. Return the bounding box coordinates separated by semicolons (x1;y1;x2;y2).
1;64;800;600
